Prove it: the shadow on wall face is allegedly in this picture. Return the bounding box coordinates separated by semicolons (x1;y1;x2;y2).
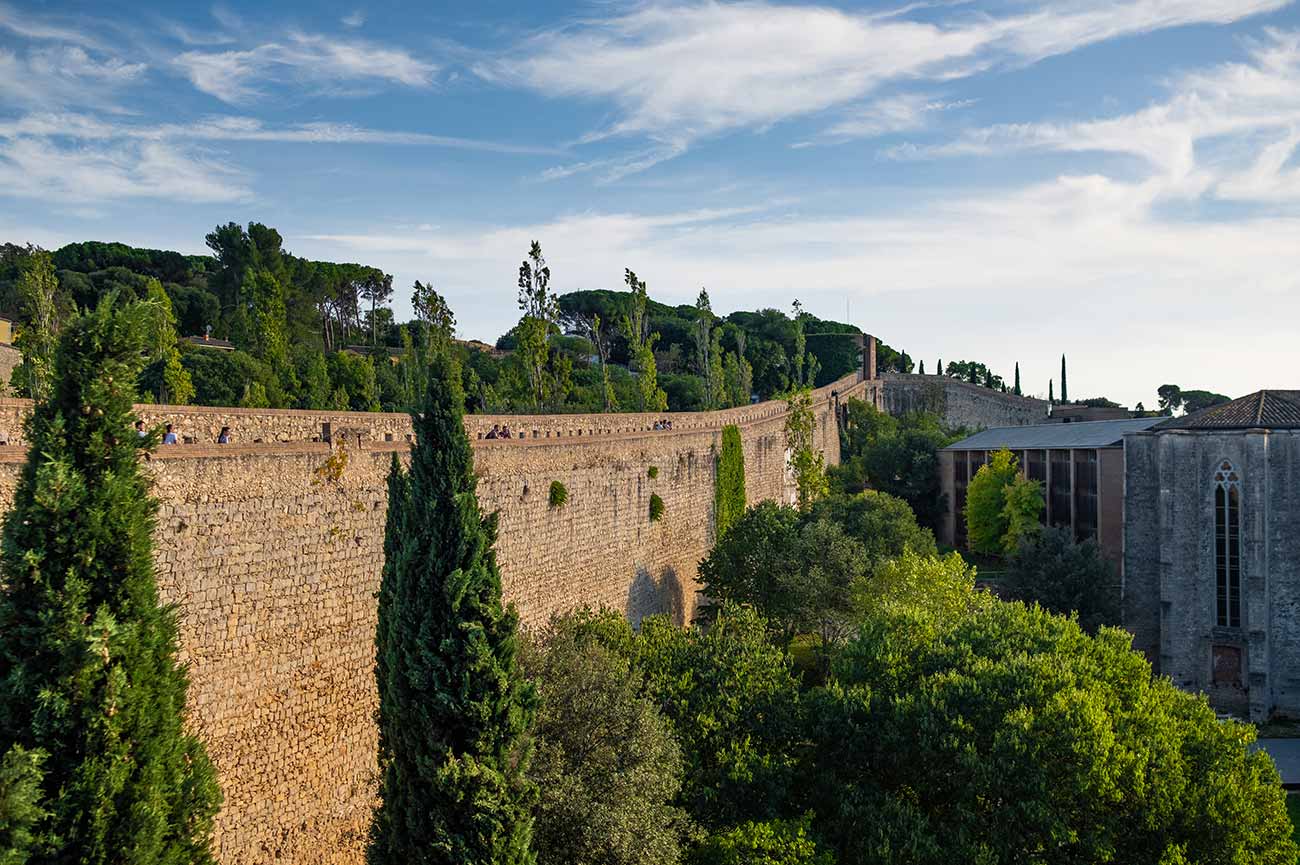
626;565;685;628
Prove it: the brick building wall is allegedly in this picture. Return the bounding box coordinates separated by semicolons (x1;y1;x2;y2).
0;372;860;864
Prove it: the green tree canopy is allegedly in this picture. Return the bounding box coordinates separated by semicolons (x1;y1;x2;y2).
1007;527;1121;633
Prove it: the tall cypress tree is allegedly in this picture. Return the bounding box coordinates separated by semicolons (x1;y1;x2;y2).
1049;379;1055;403
370;349;537;865
1014;362;1021;396
918;360;925;375
0;296;221;864
1060;354;1068;404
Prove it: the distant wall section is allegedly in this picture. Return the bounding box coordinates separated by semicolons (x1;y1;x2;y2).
880;373;1049;429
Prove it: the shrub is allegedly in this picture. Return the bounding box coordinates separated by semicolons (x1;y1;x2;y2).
549;480;568;508
649;492;665;522
692;815;832;865
1007;526;1120;633
714;424;746;541
648;465;659;479
808;489;936;569
524;617;693;865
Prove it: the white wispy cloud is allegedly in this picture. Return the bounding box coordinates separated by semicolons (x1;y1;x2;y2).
0;1;107;49
887;29;1300;204
485;0;1287;174
342;10;366;29
0;137;249;203
174;31;438;102
0;46;147;109
0;112;560;155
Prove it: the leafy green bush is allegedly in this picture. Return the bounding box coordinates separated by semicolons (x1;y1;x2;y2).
523;616;693;865
549;480;568;509
649;493;665;522
692;815;832;865
648;465;659;479
714;424;746;540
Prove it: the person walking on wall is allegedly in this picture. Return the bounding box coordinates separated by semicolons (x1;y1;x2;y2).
162;423;178;444
217;426;231;444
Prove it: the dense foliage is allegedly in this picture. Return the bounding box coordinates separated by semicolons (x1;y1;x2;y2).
0;297;221;864
831;399;962;530
370;350;537;865
714;424;746;540
523;615;692;865
815;600;1296;864
1007;527;1121;633
964;449;1043;555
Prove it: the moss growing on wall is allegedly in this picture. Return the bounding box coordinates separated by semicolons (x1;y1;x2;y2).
649;493;665;523
714;424;746;541
549;480;569;509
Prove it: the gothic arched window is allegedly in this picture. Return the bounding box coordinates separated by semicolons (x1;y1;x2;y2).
1214;460;1241;628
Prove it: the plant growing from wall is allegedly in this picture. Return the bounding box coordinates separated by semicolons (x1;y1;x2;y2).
0;296;222;864
783;387;827;511
714;424;746;541
649;493;665;523
647;465;659;479
369;348;537;865
549;480;568;509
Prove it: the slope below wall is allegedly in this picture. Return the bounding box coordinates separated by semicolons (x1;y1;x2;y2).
0;373;862;865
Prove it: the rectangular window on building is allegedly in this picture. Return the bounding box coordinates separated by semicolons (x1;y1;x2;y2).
1073;449;1098;542
1049;449;1072;529
954;454;969;548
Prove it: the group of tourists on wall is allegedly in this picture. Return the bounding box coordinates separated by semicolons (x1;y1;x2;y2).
484;423;515;440
133;420;232;445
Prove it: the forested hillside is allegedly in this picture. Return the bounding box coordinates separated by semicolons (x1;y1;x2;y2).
0;227;921;413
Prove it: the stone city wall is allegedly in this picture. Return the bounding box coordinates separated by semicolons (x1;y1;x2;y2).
0;372;861;865
880;372;1049;429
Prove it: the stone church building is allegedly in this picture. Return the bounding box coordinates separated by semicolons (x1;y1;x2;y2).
1124;391;1300;720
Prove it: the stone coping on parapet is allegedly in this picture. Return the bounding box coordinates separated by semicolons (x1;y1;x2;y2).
879;372;1050;408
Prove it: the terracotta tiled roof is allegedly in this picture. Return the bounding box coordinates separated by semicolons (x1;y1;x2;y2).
1156;390;1300;430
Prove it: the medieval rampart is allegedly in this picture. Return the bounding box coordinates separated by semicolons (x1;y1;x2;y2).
880;372;1049;429
0;372;862;865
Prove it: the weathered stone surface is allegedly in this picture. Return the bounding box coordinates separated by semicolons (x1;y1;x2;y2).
881;373;1049;429
0;372;862;865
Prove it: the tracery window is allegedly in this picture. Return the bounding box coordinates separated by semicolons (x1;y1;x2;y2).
1214;460;1241;629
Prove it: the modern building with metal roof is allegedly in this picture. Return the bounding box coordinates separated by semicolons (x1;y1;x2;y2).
936;418;1162;567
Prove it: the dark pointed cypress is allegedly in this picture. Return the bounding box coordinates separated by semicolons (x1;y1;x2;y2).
1014;362;1021;396
1060;354;1068;404
1049;379;1055;403
918;360;925;375
0;296;221;864
369;349;537;865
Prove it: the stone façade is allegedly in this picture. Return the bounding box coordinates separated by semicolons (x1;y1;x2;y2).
1124;423;1300;721
0;372;864;865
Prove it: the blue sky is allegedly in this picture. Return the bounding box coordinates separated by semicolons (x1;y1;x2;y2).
2;0;1299;407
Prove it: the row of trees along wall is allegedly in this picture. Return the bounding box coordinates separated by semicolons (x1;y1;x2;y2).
0;371;863;865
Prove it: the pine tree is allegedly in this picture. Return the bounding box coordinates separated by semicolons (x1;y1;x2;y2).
1014;362;1021;396
369;349;538;865
1060;354;1068;404
0;296;221;864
